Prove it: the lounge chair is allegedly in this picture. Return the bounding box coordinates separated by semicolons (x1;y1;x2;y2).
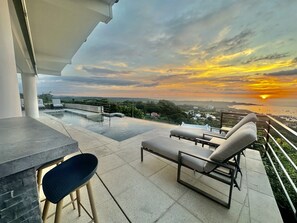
52;99;63;109
38;99;45;109
141;122;257;208
170;113;258;146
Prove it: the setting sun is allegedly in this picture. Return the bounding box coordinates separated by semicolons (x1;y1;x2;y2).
260;94;270;100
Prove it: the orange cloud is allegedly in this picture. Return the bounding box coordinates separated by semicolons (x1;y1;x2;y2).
246;75;297;100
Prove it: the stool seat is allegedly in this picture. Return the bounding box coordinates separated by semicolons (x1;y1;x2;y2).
42;153;98;204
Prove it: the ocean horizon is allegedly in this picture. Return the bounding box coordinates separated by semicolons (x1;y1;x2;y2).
230;104;297;118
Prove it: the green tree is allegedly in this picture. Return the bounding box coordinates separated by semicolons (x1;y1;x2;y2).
39;92;53;103
144;101;160;114
157;100;188;124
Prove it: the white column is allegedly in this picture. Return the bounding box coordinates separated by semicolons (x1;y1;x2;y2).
21;73;39;118
0;0;22;119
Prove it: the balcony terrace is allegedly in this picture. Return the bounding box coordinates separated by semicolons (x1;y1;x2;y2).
0;1;295;222
36;112;283;223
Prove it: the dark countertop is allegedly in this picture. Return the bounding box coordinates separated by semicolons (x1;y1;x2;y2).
0;117;78;178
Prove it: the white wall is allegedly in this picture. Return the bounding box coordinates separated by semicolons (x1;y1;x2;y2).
0;0;22;119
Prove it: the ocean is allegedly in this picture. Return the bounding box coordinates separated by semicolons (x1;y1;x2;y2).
230;104;297;118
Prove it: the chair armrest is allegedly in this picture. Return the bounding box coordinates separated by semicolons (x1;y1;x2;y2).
178;150;234;171
220;126;232;132
203;132;226;139
196;138;220;148
209;126;221;132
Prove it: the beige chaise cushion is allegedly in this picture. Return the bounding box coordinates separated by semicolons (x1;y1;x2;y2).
170;127;212;140
142;122;257;173
204;122;257;172
142;136;213;172
170;113;258;143
225;113;258;138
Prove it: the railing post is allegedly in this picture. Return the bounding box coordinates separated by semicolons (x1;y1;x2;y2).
219;112;224;133
264;119;271;157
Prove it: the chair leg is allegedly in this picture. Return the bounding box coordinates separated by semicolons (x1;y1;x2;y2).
76;189;81;217
141;147;143;162
86;181;99;223
55;199;64;223
227;168;236;209
177;152;182;181
70;192;76;210
42;199;50;222
37;169;43;193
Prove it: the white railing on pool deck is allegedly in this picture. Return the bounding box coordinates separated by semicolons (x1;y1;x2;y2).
64;103;104;113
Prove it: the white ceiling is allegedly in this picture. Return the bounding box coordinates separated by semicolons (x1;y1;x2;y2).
9;0;117;76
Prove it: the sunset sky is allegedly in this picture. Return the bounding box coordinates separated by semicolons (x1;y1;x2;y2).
29;0;297;105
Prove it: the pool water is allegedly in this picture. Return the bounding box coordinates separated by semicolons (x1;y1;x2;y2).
49;112;162;141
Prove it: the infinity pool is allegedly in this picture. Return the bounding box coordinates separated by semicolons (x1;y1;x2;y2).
48;111;163;141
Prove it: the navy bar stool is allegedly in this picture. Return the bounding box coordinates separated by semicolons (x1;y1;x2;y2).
42;153;99;223
37;158;76;210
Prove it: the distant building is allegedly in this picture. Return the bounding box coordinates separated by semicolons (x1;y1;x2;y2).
151;112;160;118
195;113;202;118
188;110;195;115
205;105;215;110
206;113;216;120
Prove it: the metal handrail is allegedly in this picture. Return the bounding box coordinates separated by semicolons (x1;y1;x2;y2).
266;152;296;214
267;115;297;137
220;112;297;218
220;112;268;127
264;130;297;172
263;117;297;217
268;121;297;152
267;143;297;194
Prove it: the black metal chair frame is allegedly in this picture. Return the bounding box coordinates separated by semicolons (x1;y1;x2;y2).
176;139;253;208
196;133;245;186
170;133;244;189
169;133;198;144
177;150;237;208
170;130;226;146
140;143;253;208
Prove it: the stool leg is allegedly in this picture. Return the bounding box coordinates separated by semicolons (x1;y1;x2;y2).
37;169;42;193
86;181;99;223
76;189;81;217
55;199;63;223
42;199;50;222
70;192;76;210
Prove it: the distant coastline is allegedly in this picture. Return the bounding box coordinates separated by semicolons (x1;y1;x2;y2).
58;96;257;106
230;104;297;118
173;100;257;108
58;95;296;117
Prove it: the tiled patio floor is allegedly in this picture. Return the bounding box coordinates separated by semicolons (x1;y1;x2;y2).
38;114;283;223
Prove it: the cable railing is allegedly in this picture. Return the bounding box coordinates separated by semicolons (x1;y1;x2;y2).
220;112;297;220
263;115;297;219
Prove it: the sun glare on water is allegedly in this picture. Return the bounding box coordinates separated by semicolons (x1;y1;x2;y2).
260;94;270;100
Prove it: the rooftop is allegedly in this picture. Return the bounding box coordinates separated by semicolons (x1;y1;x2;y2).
37;113;283;223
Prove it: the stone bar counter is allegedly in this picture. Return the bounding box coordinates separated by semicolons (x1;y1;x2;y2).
0;117;78;222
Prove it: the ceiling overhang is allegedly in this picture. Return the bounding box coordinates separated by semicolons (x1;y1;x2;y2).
9;0;118;76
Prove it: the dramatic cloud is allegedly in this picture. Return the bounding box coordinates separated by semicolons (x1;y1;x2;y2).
206;30;253;54
79;66;132;76
136;82;159;87
33;0;297;103
265;69;297;77
243;53;289;64
51;76;139;86
37;75;159;90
